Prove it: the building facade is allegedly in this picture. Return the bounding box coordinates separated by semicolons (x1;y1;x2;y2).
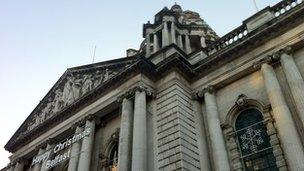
3;0;304;170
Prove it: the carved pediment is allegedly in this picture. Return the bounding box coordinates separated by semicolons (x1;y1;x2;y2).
25;58;135;133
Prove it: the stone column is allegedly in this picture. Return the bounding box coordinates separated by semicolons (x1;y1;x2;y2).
68;125;84;171
14;159;25;171
32;147;45;171
260;61;304;170
203;86;230;170
131;88;147;171
171;22;176;45
177;34;183;50
78;115;96;171
277;47;304;127
162;22;169;47
41;139;55;171
192;100;211;171
118;97;133;171
153;33;159;53
185;34;192;54
146;33;151;57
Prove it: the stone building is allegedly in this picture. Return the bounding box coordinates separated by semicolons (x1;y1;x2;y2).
2;0;304;170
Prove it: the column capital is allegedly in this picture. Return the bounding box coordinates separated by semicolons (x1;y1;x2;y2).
8;161;16;168
36;140;48;150
71;121;80;130
133;84;154;96
271;51;281;61
195;85;215;99
280;45;293;55
118;84;155;102
46;138;56;145
15;157;27;164
117;91;134;103
84;114;100;125
76;118;86;127
204;85;215;94
253;55;279;69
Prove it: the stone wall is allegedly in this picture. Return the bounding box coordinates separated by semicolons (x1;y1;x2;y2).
155;78;200;170
216;71;267;123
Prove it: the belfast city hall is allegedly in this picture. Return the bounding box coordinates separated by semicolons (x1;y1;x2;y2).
2;0;304;170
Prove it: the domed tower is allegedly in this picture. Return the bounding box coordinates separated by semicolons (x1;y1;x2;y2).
142;3;218;57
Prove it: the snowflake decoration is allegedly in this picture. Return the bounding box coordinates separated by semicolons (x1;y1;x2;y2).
240;127;264;153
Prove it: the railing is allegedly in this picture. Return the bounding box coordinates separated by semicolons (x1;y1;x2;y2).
206;25;247;55
206;0;303;55
273;0;303;17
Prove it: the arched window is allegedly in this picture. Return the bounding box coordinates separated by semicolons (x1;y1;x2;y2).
235;108;278;171
100;129;120;171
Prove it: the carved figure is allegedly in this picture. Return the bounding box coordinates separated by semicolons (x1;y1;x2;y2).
41;98;53;119
62;77;73;105
27;68;119;132
82;75;93;94
93;70;104;88
104;69;109;81
71;75;83;100
53;89;63;113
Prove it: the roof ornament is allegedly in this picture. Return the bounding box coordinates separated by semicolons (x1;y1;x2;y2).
171;2;182;13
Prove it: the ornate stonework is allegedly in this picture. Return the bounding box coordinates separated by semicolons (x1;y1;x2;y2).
27;68;118;132
117;83;155;102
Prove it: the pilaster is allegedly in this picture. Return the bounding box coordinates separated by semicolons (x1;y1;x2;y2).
153;33;159;53
162;22;169;47
177;34;183;50
192;100;211;171
185;34;191;54
146;33;151;57
171;22;176;45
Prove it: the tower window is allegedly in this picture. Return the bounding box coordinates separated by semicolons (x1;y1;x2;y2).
235;108;278;171
189;35;201;51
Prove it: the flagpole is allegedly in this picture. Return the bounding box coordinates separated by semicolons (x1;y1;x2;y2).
252;0;259;12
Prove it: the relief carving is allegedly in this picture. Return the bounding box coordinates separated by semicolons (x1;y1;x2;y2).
27;68;118;131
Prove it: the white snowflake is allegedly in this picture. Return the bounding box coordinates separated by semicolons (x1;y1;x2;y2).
240;127;264;153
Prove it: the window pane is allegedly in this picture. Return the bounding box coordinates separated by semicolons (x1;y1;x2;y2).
235;109;278;171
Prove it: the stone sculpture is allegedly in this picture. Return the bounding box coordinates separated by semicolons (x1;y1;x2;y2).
27;68;118;131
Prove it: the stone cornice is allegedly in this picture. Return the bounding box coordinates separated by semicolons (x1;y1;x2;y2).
155;52;196;82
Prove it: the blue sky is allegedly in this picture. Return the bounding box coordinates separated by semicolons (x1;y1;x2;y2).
0;0;281;167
